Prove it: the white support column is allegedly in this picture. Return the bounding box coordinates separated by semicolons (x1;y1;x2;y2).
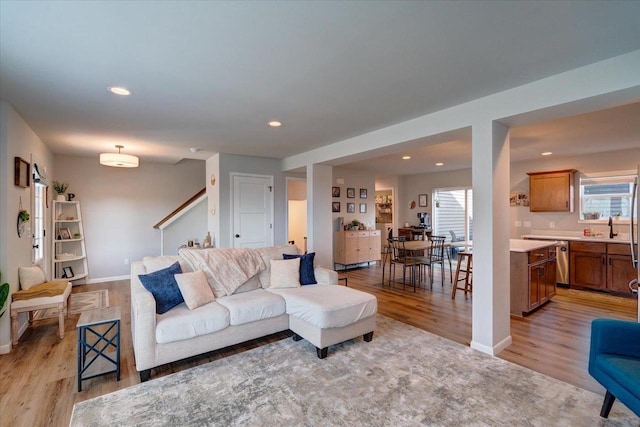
306;164;333;269
470;120;512;355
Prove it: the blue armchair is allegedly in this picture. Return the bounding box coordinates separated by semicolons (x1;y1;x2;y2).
588;318;640;418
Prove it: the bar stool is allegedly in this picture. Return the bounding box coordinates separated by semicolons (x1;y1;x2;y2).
452;250;472;299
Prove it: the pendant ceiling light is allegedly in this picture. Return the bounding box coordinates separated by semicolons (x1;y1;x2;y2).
100;145;139;168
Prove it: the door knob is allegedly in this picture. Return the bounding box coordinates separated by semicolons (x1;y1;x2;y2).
235;234;240;238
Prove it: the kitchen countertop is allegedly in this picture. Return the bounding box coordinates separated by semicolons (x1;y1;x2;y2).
521;234;631;244
509;239;557;253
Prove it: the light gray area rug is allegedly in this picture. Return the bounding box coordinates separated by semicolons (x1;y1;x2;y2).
71;315;637;426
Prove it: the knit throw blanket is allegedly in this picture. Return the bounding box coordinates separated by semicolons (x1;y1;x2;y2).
179;248;266;298
12;280;68;301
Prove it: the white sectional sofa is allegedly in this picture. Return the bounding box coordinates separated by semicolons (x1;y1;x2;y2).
130;245;377;381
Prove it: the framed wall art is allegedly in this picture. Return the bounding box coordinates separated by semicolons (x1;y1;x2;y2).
360;188;367;199
332;202;341;212
332;187;341;197
359;203;367;213
14;157;30;188
347;188;355;198
418;194;428;207
347;202;355;213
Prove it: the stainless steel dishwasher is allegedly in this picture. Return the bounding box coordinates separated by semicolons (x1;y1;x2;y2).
556;240;569;285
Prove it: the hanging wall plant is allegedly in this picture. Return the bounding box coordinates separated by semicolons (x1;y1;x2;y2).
17;209;29;238
17;196;30;238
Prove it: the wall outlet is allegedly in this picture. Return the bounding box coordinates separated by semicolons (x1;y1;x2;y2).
515;220;522;227
523;221;531;228
124;258;129;265
549;222;555;229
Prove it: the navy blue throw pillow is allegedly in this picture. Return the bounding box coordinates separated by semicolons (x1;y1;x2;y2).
138;261;184;314
283;252;317;285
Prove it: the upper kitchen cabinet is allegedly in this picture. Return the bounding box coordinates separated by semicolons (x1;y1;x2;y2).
527;169;576;212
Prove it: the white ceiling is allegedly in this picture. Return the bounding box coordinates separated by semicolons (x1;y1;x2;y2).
343;102;640;176
1;1;639;166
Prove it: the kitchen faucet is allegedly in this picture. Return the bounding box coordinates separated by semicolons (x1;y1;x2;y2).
608;216;618;239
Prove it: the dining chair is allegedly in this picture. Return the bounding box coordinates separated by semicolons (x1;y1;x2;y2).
389;237;421;291
381;228;394;287
417;235;446;289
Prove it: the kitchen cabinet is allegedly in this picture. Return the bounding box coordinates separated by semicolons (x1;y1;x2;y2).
569;241;636;294
511;245;557;316
527;169;575;212
334;230;381;268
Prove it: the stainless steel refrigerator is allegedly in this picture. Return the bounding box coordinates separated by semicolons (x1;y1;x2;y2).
630;167;639;321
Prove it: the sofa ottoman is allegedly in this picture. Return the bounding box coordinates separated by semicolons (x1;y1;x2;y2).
268;285;377;358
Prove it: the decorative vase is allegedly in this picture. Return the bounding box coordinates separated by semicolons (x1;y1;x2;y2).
56;194;66;201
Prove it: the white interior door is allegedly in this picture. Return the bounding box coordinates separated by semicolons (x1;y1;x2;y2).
232;174;274;248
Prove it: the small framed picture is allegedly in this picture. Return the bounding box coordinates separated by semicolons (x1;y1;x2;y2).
360;188;367;199
418;194;428;207
62;266;74;278
332;187;341;197
359;203;367;213
59;227;72;240
347;202;355;213
347;188;355;198
332;202;341;213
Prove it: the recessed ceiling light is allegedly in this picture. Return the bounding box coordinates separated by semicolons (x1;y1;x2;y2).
435;162;444;166
268;121;282;127
541;151;552;156
402;156;411;160
108;86;131;96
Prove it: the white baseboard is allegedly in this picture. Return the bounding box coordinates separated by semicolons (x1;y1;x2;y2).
86;274;130;284
0;317;29;354
470;335;512;356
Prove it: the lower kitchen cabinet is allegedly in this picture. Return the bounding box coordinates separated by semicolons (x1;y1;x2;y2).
569;241;636;294
511;246;557;316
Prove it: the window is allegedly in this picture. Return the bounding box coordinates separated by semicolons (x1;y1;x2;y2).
433;187;473;241
32;182;46;264
579;172;635;221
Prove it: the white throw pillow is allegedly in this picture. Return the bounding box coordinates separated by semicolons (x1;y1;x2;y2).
256;245;299;288
174;270;215;310
269;258;301;289
18;266;46;290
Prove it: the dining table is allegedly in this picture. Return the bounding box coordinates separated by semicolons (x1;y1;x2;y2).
383;239;454;286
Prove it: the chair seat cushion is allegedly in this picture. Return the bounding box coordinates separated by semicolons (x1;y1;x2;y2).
595;354;640;399
11;282;71;309
268;285;377;329
216;289;285;326
155;301;229;344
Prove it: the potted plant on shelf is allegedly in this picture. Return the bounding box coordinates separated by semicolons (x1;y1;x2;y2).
52;180;69;201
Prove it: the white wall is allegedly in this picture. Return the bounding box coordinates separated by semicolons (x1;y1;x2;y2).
212;153;303;248
0;101;55;353
162;198;207;255
332;167;376;229
288;200;307;253
53;156;205;280
399;168;472;229
510;147;640;237
394;147;640;239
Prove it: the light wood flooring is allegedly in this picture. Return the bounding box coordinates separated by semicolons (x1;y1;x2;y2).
0;264;637;426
